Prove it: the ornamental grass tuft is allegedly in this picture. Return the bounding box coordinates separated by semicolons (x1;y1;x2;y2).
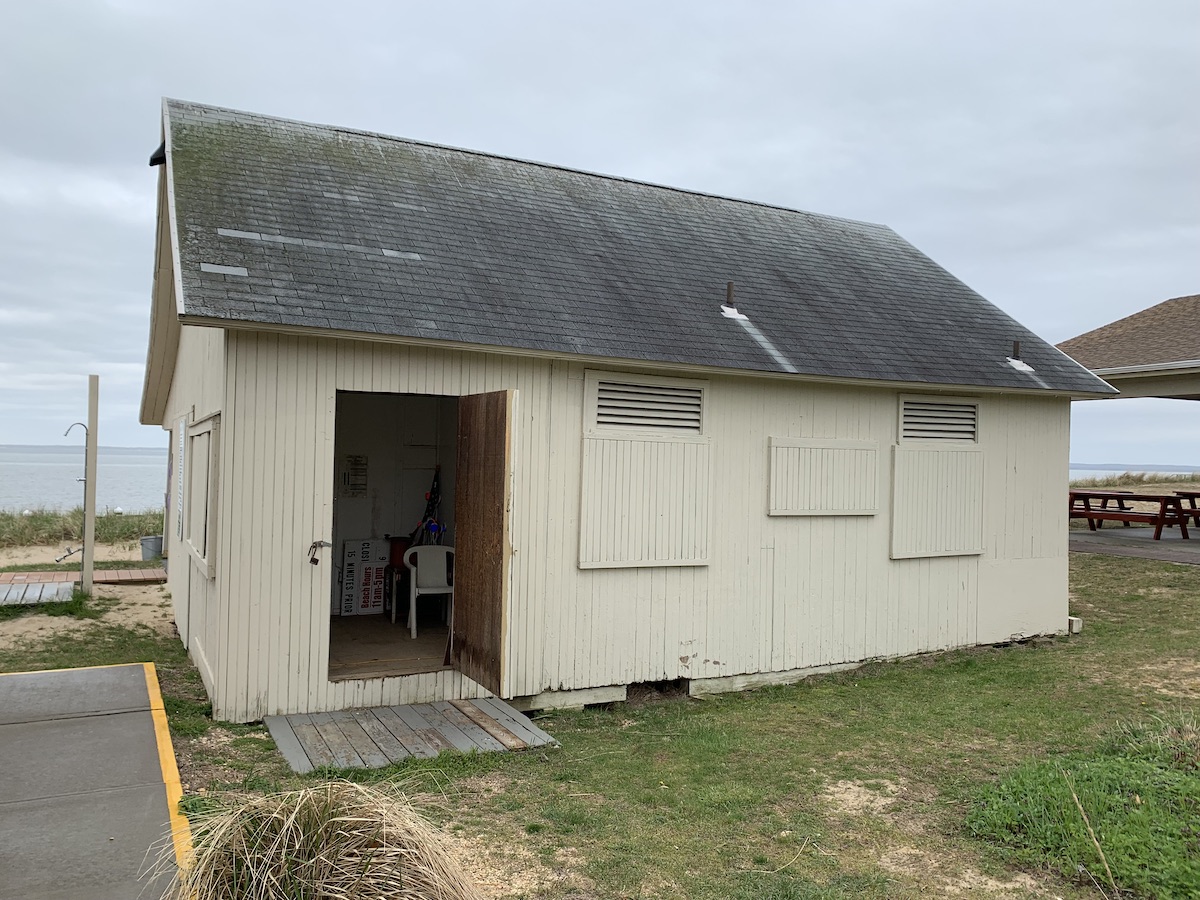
160;781;482;900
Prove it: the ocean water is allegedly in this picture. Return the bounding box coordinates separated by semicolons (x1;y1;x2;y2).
0;445;168;513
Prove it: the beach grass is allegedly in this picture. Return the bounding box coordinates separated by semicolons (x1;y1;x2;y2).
1069;471;1200;488
0;507;164;549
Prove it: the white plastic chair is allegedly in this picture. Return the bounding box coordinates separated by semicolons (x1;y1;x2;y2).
401;545;454;639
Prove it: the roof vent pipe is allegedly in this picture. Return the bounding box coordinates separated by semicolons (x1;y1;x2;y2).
721;281;746;320
1012;340;1021;360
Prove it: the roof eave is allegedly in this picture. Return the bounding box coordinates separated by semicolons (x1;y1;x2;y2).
1092;360;1200;378
139;142;181;426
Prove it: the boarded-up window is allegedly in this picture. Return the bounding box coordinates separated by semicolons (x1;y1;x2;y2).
891;446;983;559
900;398;978;443
768;438;878;516
581;372;710;568
186;415;220;577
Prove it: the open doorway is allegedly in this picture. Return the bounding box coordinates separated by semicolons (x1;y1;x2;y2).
328;391;458;681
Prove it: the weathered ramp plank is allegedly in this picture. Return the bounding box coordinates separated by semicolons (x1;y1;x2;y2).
0;582;73;606
269;697;558;773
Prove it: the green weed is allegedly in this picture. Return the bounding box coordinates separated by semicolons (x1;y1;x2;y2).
0;588;114;623
968;712;1200;898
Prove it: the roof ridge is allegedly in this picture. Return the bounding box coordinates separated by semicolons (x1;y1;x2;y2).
162;97;892;233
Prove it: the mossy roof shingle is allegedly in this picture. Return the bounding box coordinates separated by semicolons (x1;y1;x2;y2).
164;99;1112;395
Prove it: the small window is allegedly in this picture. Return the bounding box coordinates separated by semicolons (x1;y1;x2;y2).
900;397;978;443
185;414;220;578
589;373;705;434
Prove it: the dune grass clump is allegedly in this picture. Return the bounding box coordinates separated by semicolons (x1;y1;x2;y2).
1068;471;1200;488
0;508;164;548
163;781;482;900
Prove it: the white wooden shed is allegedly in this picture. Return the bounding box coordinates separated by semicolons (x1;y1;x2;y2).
140;101;1115;723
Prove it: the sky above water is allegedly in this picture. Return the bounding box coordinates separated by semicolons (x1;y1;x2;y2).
0;1;1196;462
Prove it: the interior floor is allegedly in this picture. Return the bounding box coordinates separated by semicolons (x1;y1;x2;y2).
327;603;451;681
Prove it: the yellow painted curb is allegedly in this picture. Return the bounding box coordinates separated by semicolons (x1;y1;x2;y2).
143;662;193;868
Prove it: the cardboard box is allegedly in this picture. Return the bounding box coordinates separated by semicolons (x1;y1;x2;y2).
340;539;390;616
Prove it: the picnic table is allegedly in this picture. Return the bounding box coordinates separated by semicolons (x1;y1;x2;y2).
1175;490;1200;527
1069;490;1191;540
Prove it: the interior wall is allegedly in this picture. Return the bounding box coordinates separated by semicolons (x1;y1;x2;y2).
332;392;457;600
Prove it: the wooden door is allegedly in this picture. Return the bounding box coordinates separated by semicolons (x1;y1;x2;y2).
451;390;514;695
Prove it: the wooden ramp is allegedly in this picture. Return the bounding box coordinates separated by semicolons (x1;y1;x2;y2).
0;581;73;606
264;698;558;773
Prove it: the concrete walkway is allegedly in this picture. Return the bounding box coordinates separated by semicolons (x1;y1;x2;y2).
0;664;188;900
1070;526;1200;565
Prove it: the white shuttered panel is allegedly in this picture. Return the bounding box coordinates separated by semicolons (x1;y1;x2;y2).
768;438;878;516
891;447;984;559
579;436;712;567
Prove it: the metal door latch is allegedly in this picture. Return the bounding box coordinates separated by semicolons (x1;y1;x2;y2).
307;540;332;565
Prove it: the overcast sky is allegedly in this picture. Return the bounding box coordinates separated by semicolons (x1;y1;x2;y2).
1;0;1197;464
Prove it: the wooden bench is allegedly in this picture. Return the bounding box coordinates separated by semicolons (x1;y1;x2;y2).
1069;491;1192;540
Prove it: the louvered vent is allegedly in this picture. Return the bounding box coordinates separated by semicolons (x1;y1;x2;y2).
596;381;703;432
901;399;978;442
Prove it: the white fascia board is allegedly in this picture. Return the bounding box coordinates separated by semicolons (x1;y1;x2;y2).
179;314;1113;400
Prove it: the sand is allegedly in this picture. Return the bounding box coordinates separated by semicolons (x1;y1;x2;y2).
0;583;176;651
0;542;147;567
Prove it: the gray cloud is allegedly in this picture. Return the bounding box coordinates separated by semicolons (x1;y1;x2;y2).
0;0;1197;463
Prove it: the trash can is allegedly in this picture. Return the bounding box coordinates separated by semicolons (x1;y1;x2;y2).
140;536;163;561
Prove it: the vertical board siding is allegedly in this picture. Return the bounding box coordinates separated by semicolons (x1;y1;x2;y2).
768;438;878;515
579;437;712;567
211;331;1070;722
159;324;224;696
891;447;984;559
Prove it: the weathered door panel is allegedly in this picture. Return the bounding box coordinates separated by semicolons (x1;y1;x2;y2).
451;390;513;696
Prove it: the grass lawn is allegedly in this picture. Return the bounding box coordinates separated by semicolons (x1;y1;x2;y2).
1;553;1196;898
0;559;164;573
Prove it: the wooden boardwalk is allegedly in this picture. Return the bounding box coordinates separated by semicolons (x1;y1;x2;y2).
264;698;558;773
0;568;167;586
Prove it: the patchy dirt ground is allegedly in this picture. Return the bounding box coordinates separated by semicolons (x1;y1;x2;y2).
1138;658;1200;699
822;777;1070;898
435;774;598;899
0;542;146;567
0;583;175;650
445;831;595;899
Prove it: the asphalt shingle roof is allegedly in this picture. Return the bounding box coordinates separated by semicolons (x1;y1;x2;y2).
164;99;1113;395
1058;294;1200;370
